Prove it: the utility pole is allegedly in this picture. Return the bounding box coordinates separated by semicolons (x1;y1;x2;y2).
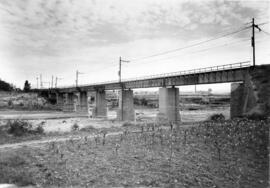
51;75;54;88
118;56;130;83
118;56;130;121
76;70;83;87
40;74;43;89
251;18;261;67
36;77;39;89
55;77;63;88
55;77;57;88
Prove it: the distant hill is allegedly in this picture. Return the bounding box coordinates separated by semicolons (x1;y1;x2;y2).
0;79;15;91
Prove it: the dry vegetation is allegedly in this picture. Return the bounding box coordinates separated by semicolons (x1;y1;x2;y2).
0;120;44;145
0;118;268;187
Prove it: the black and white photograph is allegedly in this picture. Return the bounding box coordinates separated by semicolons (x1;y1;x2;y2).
0;0;269;187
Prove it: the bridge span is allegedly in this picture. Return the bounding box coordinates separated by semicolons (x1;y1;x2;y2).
36;62;270;122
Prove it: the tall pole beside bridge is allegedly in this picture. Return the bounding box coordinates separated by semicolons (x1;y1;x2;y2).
76;70;83;87
118;56;130;120
251;18;261;67
118;56;130;83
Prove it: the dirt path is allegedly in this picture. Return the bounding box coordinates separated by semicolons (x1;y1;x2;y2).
0;122;198;151
0;131;123;151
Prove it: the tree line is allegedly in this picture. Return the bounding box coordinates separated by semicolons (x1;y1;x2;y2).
0;79;31;92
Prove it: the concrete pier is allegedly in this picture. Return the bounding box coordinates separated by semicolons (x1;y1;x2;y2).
56;93;64;109
78;91;88;113
117;89;135;121
158;87;180;123
63;93;75;112
92;90;107;118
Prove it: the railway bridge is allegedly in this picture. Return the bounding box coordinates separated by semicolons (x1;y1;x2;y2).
36;62;270;122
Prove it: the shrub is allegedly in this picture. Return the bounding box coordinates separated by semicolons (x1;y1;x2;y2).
246;113;267;121
80;125;97;133
7;120;44;136
7;120;33;136
122;121;136;127
8;100;13;107
71;123;79;131
35;125;45;134
208;113;225;121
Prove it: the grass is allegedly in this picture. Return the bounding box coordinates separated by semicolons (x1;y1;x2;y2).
0;118;268;187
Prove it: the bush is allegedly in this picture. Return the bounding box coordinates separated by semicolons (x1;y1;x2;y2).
8;100;13;107
7;120;44;136
122;121;136;127
71;123;79;131
208;113;225;121
35;125;45;134
246;113;267;121
80;125;97;133
7;120;33;136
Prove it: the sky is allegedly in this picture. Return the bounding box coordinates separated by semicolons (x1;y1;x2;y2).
0;0;269;93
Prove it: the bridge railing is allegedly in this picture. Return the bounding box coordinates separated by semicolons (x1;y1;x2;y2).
121;61;251;82
57;61;251;89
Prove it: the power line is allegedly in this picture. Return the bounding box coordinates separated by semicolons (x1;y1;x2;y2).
124;37;251;67
257;21;270;27
129;26;250;62
261;29;270;36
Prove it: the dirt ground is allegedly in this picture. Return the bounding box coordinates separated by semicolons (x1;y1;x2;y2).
0;106;229;131
0;119;267;188
3;106;266;188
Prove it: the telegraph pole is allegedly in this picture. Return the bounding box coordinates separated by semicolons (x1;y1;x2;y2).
51;75;54;88
118;56;129;120
76;70;78;87
76;70;83;87
118;56;130;83
40;74;43;89
251;18;261;67
36;77;39;89
55;77;63;88
55;77;57;88
119;57;121;82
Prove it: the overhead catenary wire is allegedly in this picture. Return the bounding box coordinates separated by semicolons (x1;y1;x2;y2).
127;21;269;64
260;29;270;36
76;21;267;77
128;26;251;63
124;36;252;68
56;20;268;87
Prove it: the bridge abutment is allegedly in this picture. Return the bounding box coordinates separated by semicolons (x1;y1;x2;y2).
157;87;180;123
117;89;135;121
231;65;270;118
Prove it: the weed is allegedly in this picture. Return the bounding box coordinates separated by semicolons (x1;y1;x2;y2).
71;123;79;131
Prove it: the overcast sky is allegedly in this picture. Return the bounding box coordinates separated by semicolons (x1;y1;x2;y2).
0;0;269;92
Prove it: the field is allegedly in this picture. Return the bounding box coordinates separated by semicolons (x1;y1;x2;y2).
0;118;268;187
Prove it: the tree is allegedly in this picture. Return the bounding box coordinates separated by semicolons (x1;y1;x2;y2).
0;79;14;91
23;80;31;92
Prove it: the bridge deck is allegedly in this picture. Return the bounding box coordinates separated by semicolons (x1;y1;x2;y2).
38;61;251;93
